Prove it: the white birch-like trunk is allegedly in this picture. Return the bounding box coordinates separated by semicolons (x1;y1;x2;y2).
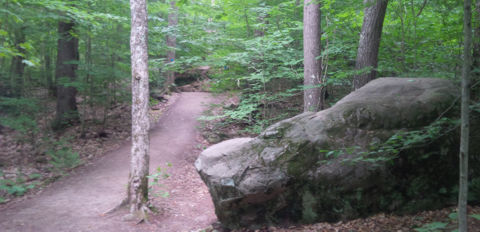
459;1;472;231
128;0;150;215
303;0;323;112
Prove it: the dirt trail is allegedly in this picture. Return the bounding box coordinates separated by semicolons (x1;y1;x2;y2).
0;92;217;232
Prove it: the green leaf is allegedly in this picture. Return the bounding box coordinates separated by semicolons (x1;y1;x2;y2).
414;222;448;232
471;214;480;220
448;212;457;220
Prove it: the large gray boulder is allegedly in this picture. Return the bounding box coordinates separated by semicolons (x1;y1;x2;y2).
195;78;472;229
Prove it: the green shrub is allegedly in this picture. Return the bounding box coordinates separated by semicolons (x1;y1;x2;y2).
0;97;40;145
301;190;318;223
414;221;448;232
147;163;171;198
46;138;82;174
0;170;40;200
469;177;480;202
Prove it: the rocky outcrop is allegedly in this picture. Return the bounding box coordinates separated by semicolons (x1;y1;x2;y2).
195;78;472;229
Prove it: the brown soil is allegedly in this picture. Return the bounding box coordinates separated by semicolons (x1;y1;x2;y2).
0;92;217;232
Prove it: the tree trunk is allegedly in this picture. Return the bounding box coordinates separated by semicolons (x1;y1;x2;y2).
473;0;480;85
128;0;150;217
45;49;55;97
53;21;79;129
10;27;26;97
244;7;252;37
80;31;92;138
459;1;472;231
165;1;177;90
353;0;388;90
303;0;323;112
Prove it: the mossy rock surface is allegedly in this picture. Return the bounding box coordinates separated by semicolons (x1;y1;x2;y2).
195;78;476;229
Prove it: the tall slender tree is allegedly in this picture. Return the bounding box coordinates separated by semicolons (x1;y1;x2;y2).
127;0;150;219
53;20;79;129
473;0;480;85
165;0;178;90
459;0;472;231
303;0;323;112
353;0;388;90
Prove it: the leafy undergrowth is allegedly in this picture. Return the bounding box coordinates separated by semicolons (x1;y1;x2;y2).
0;93;179;204
200;206;480;232
279;206;480;232
198;92;254;143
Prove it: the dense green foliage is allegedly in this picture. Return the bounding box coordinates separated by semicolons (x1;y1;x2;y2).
198;0;472;131
0;0;473;133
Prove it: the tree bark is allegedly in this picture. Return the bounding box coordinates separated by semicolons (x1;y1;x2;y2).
44;48;55;97
53;21;79;129
303;0;323;112
473;0;480;84
459;1;472;231
128;0;150;217
9;27;26;97
165;1;178;90
353;0;388;90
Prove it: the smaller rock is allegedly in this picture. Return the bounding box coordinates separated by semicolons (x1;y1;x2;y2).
206;134;222;144
224;102;238;109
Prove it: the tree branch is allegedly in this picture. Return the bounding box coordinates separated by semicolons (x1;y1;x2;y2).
416;0;428;17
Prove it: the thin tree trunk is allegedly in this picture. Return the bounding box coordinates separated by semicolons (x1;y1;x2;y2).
111;39;117;104
410;0;418;69
409;0;428;71
53;21;79;129
0;0;9;90
473;0;480;84
399;9;406;72
165;1;178;90
353;0;388;90
459;1;472;231
303;0;323;112
244;7;251;37
45;48;54;96
128;0;150;218
10;27;26;97
80;32;92;138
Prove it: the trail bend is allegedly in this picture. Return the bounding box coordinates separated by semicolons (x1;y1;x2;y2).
0;92;216;232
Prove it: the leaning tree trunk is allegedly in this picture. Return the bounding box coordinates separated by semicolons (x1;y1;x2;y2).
303;0;323;112
459;1;472;231
353;0;388;90
165;1;178;90
53;21;79;129
128;0;150;217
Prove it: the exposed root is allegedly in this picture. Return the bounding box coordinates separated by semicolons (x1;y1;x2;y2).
121;204;152;224
101;198;128;216
138;204;152;224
